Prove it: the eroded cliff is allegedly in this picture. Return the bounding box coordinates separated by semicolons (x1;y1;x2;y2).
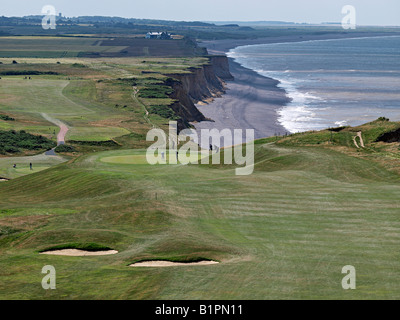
166;55;233;130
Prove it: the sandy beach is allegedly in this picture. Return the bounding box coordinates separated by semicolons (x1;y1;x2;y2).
195;58;290;144
193;32;399;146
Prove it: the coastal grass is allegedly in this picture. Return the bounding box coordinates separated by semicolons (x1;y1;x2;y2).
0;138;399;299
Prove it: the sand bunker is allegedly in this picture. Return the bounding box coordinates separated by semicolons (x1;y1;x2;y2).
129;260;219;267
40;249;118;256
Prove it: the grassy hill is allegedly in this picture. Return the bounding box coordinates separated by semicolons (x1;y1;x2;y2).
0;120;399;299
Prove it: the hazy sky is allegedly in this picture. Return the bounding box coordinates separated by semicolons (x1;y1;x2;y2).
2;0;400;26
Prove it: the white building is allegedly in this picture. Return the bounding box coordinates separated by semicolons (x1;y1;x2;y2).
145;32;171;39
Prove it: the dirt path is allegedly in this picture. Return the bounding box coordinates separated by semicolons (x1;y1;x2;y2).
41;113;69;146
132;86;155;128
357;131;365;148
353;131;365;149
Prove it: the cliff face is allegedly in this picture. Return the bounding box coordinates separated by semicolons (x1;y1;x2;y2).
208;55;235;81
166;55;233;130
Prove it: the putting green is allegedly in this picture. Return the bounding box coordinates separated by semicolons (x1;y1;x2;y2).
101;154;149;165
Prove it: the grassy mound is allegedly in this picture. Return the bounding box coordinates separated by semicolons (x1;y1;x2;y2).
40;243;113;253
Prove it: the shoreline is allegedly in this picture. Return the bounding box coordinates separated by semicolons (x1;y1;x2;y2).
194;58;290;145
193;32;400;146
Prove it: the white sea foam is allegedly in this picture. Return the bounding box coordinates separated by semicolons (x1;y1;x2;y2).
229;49;325;132
255;70;324;133
334;120;348;127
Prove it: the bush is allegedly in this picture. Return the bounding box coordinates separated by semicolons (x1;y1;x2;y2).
0;144;18;154
0;115;15;121
377;117;390;122
138;85;173;99
72;63;87;68
55;144;75;153
0;130;56;153
149;105;179;119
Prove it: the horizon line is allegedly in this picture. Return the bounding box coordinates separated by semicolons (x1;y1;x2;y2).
1;15;400;28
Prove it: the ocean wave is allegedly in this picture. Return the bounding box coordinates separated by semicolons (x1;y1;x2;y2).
255;70;325;133
228;52;325;132
229;49;357;132
277;106;325;133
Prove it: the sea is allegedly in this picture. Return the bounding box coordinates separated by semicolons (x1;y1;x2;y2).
227;36;400;133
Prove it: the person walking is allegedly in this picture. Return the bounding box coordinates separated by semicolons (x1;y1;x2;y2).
29;163;33;170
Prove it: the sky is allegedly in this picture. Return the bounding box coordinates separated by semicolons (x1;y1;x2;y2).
2;0;400;26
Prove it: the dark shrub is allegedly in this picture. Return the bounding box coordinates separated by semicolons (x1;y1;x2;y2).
149;105;179;119
377;117;390;122
0;115;15;121
55;144;75;153
0;130;56;153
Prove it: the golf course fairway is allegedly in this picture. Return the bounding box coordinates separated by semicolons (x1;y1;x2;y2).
0;141;399;299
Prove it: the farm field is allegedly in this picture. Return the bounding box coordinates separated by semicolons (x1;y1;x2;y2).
0;36;205;58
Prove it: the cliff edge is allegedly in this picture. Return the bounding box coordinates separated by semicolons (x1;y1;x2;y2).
166;55;233;130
